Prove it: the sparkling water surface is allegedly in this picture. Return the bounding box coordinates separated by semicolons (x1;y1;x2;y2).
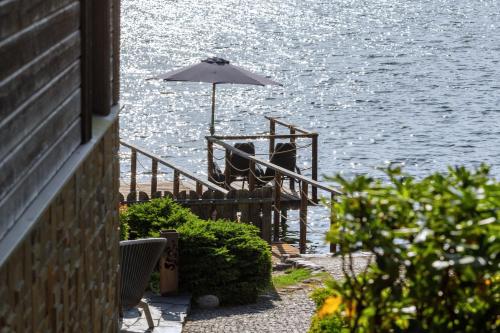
120;0;500;252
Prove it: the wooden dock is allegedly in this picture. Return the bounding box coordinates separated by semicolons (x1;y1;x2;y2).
119;116;342;253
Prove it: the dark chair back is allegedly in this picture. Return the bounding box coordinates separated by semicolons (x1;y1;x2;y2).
120;238;167;308
229;142;255;177
262;142;297;181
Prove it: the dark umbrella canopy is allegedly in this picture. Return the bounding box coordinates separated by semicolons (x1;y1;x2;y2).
154;57;282;135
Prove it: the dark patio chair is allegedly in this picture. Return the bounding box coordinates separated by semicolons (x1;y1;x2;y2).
226;142;264;187
258;142;300;185
120;238;167;329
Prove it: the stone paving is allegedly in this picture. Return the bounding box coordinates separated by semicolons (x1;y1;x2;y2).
120;293;191;333
183;289;315;333
301;252;373;279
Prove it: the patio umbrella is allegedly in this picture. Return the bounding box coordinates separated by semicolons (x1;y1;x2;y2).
154;57;282;135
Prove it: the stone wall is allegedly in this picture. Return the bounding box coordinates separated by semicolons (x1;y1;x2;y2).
0;120;120;332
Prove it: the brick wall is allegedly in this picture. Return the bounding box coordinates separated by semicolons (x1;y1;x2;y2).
0;120;120;332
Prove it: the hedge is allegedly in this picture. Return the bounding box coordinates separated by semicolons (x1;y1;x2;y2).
309;165;500;333
120;197;272;304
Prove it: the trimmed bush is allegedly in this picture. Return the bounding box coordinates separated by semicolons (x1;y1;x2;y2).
310;165;500;333
120;197;272;304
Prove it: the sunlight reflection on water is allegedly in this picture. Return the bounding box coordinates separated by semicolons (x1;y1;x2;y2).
120;0;500;253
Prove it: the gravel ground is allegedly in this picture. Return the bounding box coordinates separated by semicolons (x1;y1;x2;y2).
183;253;372;333
183;289;315;333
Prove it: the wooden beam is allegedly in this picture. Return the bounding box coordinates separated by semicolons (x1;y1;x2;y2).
273;172;282;242
151;159;158;197
173;170;180;197
212;134;313;140
265;116;311;134
269;118;275;160
111;0;120;105
224;148;231;189
330;192;336;253
207;140;214;183
92;0;111;115
248;160;256;192
130;149;137;198
196;182;203;196
300;181;308;254
312;133;318;203
80;0;92;142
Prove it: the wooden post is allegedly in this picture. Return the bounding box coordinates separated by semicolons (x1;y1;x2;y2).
130;149;137;198
80;0;93;143
173;170;180;197
273;172;282;242
300;181;308;254
92;0;111;115
330;192;336;253
248;160;256;192
289;127;296;192
280;208;288;239
196;182;203;196
312;133;318;203
269;118;275;160
112;0;120;105
207;140;214;182
224;148;231;189
151;159;158;197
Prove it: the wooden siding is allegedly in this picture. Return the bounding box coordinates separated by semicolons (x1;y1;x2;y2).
0;122;120;332
0;0;81;240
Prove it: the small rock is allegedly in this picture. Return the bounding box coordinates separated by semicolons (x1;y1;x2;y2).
196;295;220;309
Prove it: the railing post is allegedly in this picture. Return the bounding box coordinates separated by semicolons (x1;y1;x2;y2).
269;118;275;160
173;170;180;197
273;171;282;242
248;160;256;192
312;133;318;203
196;182;203;196
207;140;214;182
300;181;308;254
329;192;337;253
130;149;137;201
289;127;296;192
224;148;231;189
151;159;158;197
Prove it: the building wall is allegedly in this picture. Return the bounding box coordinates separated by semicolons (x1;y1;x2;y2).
0;0;83;237
0;0;121;332
0;121;120;332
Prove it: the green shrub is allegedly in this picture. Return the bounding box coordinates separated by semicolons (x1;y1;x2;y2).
310;165;500;333
120;198;272;305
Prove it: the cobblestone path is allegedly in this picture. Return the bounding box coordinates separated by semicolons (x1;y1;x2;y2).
183;289;315;333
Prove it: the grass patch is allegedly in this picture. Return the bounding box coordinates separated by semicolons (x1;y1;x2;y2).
273;268;314;288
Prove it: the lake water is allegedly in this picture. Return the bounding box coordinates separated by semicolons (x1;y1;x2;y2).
120;0;500;252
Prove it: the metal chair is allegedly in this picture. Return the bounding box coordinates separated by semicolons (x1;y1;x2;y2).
120;238;167;329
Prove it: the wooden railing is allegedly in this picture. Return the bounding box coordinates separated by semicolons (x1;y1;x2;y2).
266;116;319;202
121;135;342;254
206;136;342;253
120;140;228;201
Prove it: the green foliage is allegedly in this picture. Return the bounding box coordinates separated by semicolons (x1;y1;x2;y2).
311;165;500;332
273;268;313;288
120;198;272;305
309;313;345;333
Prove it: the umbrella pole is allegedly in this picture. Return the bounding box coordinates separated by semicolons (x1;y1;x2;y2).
210;83;216;135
